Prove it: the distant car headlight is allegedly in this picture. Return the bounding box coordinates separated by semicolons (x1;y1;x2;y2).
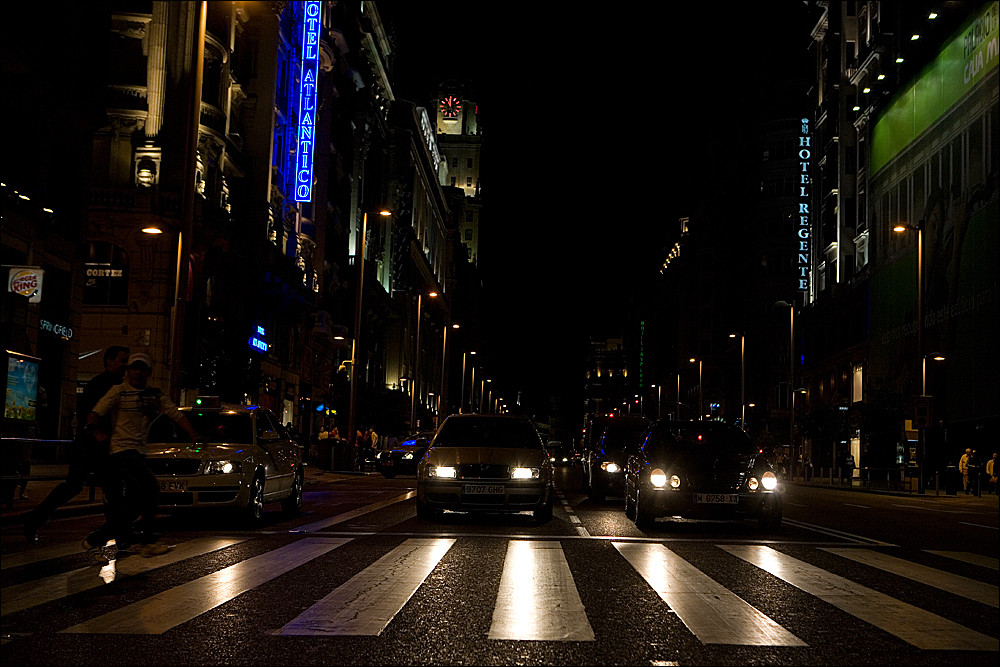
761;471;778;491
511;467;540;479
429;465;456;478
748;476;760;491
650;468;667;488
670;474;681;489
601;461;620;474
402;452;414;460
204;460;240;474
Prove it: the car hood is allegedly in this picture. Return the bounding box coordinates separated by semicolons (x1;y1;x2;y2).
146;443;252;460
425;447;547;467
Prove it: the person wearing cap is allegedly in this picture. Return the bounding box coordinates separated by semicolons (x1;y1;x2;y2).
23;346;130;543
82;352;196;562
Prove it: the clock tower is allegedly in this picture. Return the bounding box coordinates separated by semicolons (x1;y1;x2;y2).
434;84;482;265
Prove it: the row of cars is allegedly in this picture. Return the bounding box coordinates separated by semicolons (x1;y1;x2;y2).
139;405;781;532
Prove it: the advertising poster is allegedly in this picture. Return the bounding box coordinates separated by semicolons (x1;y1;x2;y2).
4;351;40;421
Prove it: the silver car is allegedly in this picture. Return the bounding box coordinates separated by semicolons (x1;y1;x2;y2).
145;404;304;523
416;414;553;523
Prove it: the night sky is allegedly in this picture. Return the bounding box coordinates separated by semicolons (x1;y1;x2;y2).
387;4;820;422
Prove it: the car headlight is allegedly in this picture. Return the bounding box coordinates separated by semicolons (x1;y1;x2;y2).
204;460;240;474
670;474;681;489
761;471;778;491
511;467;540;479
748;476;759;491
600;461;620;474
650;468;667;488
403;452;414;460
428;465;456;478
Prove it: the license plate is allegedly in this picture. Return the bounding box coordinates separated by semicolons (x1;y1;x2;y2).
159;479;188;492
693;493;739;504
463;484;504;495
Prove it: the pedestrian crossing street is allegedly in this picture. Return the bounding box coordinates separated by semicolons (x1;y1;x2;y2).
2;533;997;652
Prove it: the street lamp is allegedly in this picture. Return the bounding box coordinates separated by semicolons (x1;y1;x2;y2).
775;300;795;478
460;350;476;413
142;225;184;400
689;357;703;421
410;290;438;430
730;332;745;429
437;323;459;427
348;209;392;450
893;220;926;492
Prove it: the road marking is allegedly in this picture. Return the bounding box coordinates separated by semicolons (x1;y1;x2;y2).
569;515;581;524
925;550;999;570
614;542;805;646
722;544;998;651
2;538;244;616
889;503;967;514
959;521;999;530
293;491;416;532
823;548;998;607
61;537;350;634
782;518;896;546
2;540;86;570
488;540;595;641
279;538;454;636
842;503;869;509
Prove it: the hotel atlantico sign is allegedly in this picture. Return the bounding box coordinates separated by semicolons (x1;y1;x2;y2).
294;1;322;202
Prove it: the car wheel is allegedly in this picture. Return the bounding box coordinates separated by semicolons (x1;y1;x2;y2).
533;499;553;523
416;497;439;522
757;501;783;532
635;486;655;529
245;473;265;524
589;472;607;502
624;483;637;520
281;467;303;516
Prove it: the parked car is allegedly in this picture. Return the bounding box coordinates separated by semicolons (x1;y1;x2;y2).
376;431;435;478
583;415;651;501
145;404;304;523
416;414;553;523
624;420;782;531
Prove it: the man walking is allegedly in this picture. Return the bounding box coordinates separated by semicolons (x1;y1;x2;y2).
82;353;196;562
959;448;971;494
23;346;130;543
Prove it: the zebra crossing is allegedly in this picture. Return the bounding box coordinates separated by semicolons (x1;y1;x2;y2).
2;533;997;653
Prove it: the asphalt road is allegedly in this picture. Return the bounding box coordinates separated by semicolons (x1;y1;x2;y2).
2;466;997;666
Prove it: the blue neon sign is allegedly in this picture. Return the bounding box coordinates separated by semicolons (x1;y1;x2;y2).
249;325;269;353
294;1;322;202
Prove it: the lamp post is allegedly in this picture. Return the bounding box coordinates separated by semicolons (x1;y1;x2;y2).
688;358;703;420
460;350;475;413
776;301;795;478
469;362;477;413
410;290;438;431
437;323;459;427
730;332;745;429
893;220;926;492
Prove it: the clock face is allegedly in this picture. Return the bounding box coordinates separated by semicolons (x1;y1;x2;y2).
439;95;462;119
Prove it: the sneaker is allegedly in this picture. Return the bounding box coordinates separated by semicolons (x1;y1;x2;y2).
134;542;170;557
82;538;117;564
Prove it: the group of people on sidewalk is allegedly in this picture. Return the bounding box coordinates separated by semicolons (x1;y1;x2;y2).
959;447;997;496
22;347;196;564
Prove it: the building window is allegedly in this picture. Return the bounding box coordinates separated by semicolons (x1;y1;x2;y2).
465;211;474;222
450;177;456;187
464;228;473;241
466;177;472;187
451;157;458;168
466;157;473;168
852;364;864;403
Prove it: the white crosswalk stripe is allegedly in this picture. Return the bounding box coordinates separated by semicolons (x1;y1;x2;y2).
721;544;998;651
614;542;806;646
279;538;455;636
61;537;351;635
925;550;1000;571
3;534;996;652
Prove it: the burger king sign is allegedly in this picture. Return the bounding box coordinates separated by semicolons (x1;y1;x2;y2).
8;267;44;303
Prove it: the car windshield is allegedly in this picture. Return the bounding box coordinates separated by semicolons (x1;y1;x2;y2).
434;418;541;449
644;423;756;459
149;411;253;444
601;423;649;450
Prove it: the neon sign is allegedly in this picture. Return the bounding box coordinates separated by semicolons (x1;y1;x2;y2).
797;118;812;295
249;325;269;353
294;1;322;202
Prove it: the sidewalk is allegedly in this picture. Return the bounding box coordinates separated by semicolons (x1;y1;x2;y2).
787;477;1000;507
1;462;365;528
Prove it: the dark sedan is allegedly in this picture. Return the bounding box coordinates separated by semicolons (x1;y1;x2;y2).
376;431;435;478
624;421;782;531
584;416;651;501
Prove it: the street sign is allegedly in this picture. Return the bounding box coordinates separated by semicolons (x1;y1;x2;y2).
913;397;932;429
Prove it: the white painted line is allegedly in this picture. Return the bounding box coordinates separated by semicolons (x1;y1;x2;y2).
279;538;454;636
575;525;591;538
2;540;86;570
782;518;896;546
569;515;582;524
925;551;999;571
722;545;998;651
294;491;416;532
2;538;245;616
615;542;805;646
488;540;595;641
959;521;999;530
843;503;869;509
61;538;350;634
824;548;998;608
889;503;967;514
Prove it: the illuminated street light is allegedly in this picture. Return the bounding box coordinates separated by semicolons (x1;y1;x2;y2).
689;357;703;421
410;290;438;430
776;300;795;478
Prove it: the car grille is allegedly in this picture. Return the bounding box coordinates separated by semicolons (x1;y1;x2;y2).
159;492;194;506
688;470;746;492
147;459;201;476
458;464;509;479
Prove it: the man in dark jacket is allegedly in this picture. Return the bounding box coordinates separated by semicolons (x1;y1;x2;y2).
22;346;130;543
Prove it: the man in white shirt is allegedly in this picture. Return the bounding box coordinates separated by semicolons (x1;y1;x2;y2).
82;353;196;562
